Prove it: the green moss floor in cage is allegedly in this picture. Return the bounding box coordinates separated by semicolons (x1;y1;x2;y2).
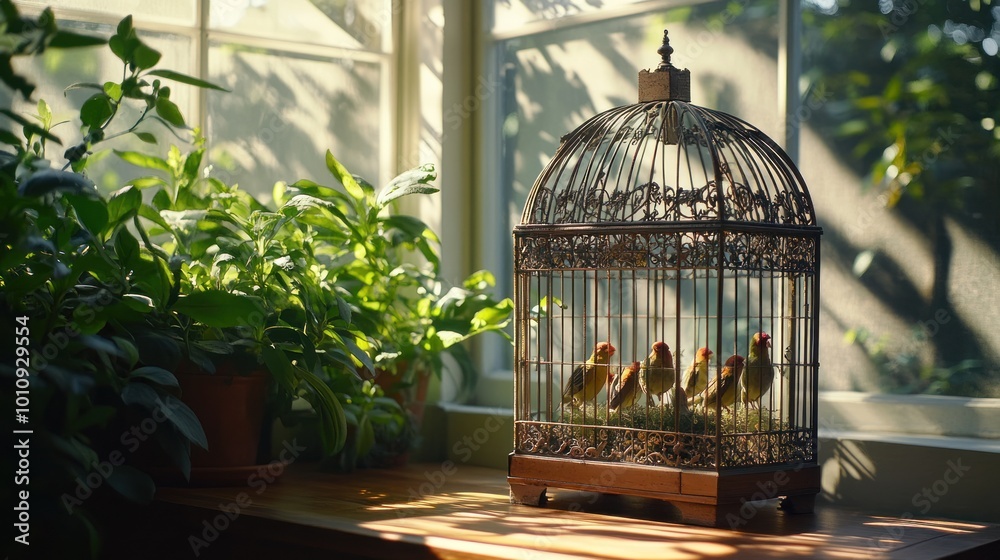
550;403;788;435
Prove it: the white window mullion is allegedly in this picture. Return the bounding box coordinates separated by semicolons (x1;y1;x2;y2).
779;0;802;162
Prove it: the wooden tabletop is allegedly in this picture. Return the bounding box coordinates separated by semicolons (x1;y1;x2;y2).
145;461;1000;560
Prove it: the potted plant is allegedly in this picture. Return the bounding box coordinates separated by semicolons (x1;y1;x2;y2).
0;5;218;556
282;158;515;422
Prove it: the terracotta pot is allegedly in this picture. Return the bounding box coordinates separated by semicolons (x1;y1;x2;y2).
374;362;430;425
176;368;268;468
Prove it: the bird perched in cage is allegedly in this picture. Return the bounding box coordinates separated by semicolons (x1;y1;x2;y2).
609;361;642;412
693;354;745;409
741;332;775;409
562;341;616;407
638;341;674;405
682;347;714;401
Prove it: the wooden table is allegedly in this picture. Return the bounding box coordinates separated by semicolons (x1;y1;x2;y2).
107;461;1000;559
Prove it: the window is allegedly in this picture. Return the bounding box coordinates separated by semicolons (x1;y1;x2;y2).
10;0;395;199
475;0;999;407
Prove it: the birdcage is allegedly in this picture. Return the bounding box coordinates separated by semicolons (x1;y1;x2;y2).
508;31;822;526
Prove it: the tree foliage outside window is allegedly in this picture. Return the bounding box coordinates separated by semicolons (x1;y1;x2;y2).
798;0;999;396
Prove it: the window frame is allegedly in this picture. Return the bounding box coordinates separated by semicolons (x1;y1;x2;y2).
20;0;399;189
461;0;999;442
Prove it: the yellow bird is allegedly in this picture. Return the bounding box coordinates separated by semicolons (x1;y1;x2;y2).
741;332;774;408
682;347;714;402
562;341;616;407
609;361;642;411
695;354;745;409
638;341;674;405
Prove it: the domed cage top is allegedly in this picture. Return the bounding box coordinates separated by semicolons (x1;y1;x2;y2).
522;100;816;227
508;31;823;526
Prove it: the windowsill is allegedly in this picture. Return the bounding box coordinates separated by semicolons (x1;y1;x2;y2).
107;461;1000;559
454;384;1000;522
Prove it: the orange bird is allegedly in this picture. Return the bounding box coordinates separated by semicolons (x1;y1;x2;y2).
638;341;674;406
682;347;714;402
562;341;616;407
741;332;775;409
695;354;746;409
609;361;642;411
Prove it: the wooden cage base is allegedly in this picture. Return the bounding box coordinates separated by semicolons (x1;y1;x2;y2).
508;453;821;527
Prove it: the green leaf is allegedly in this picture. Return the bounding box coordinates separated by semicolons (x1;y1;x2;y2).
108;35;127;63
155;97;185;127
261;345;295;390
297;366;347;453
121;294;155;313
0;109;61;143
471;299;514;331
145;69;229;92
131;131;157;144
265;326;318;372
158;394;208;450
189;339;234;355
376;164;438;208
129;366;179;387
101;81;123;102
114;229;141;267
325;150;367;202
117;15;134;39
435;330;467;349
66;192;109;234
80;93;114;129
341;334;375;376
63;82;101;93
133;42;161;70
128;176;168;189
123;382;207;449
112;336;140;367
105;465;155;504
115;149;171;172
48;30;107;49
0;129;21;146
357;414;375;458
172;290;266;328
108;185;142;224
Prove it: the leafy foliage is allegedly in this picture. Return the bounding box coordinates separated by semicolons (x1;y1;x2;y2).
0;5;216;558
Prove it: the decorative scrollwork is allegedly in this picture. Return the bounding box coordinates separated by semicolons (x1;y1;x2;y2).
515;421;719;469
515;422;816;469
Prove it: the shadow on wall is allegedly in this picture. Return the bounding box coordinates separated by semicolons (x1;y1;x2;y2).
819;435;997;523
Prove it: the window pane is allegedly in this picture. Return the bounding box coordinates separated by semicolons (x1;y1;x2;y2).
492;0;654;34
0;20;195;191
800;2;1000;397
207;44;384;203
486;1;779;371
20;0;197;26
210;0;391;52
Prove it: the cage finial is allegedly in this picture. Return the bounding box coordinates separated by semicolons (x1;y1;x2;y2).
638;29;691;103
656;30;675;71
